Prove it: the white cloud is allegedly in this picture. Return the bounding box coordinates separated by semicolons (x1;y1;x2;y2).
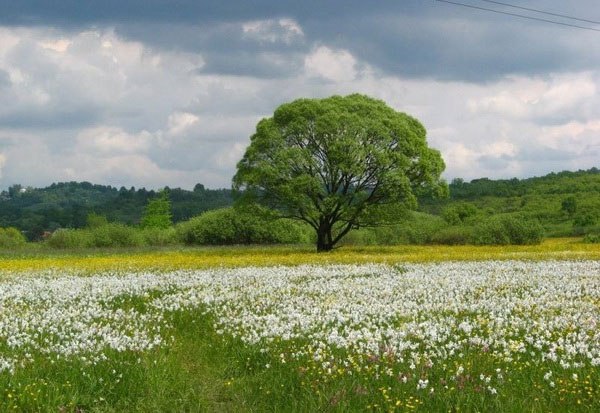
167;112;199;136
304;46;358;82
540;119;600;151
0;27;206;130
76;127;154;155
443;143;477;171
484;141;516;158
468;73;596;120
279;18;304;37
0;28;20;60
213;142;247;170
0;24;598;190
39;38;71;53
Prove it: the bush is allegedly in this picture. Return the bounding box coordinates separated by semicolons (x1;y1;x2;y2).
430;226;473;245
140;227;179;246
403;213;447;244
46;229;93;249
442;203;479;225
86;213;109;229
339;212;446;246
572;213;597;236
573;213;596;227
340;226;405;246
471;218;510;245
176;207;312;245
0;227;27;248
471;215;543;245
47;224;149;249
583;233;600;243
89;224;145;248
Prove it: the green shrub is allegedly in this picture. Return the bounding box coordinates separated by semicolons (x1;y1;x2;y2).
89;223;145;248
430;226;473;245
583;233;600;243
471;215;543;245
46;229;93;249
403;213;447;245
0;227;27;248
572;213;597;236
471;218;510;245
339;212;446;246
441;203;479;225
140;227;179;246
176;207;312;245
348;214;446;246
47;224;148;249
573;213;596;227
86;213;109;229
340;226;407;246
561;196;577;216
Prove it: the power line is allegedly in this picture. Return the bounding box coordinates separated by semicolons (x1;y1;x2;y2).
479;0;600;25
434;0;600;33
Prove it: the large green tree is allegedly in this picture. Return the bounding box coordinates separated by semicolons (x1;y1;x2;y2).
233;94;447;251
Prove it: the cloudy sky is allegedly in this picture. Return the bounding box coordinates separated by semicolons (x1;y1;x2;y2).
0;0;599;189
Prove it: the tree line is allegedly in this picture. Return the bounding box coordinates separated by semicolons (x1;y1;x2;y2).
0;182;232;240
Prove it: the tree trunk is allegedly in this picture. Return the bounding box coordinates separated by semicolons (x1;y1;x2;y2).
316;224;334;252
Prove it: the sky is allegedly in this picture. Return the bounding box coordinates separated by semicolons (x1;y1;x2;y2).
0;0;599;190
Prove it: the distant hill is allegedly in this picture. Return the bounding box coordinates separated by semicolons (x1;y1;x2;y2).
447;167;600;199
421;167;600;237
1;167;598;240
0;182;233;240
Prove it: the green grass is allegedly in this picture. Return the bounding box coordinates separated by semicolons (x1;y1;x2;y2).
0;241;598;411
3;310;597;412
0;310;246;412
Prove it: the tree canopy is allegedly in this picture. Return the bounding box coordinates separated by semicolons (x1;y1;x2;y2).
140;190;173;229
233;94;447;251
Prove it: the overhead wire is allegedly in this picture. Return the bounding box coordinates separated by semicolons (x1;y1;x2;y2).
478;0;600;25
434;0;600;33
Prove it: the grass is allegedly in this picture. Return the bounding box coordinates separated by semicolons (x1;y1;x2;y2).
0;311;245;412
0;240;598;412
0;238;597;274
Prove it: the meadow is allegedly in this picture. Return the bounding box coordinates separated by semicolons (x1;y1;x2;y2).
0;239;598;412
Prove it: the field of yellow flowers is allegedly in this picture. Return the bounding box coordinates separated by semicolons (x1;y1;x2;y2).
0;238;598;412
0;238;598;274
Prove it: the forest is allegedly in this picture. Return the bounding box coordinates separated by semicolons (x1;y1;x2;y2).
0;167;598;247
0;182;232;240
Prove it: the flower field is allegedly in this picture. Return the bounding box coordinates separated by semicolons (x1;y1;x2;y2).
0;256;598;411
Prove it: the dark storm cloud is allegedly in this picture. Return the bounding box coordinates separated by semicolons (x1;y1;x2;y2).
311;14;590;82
119;20;308;78
0;1;405;26
3;1;600;82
